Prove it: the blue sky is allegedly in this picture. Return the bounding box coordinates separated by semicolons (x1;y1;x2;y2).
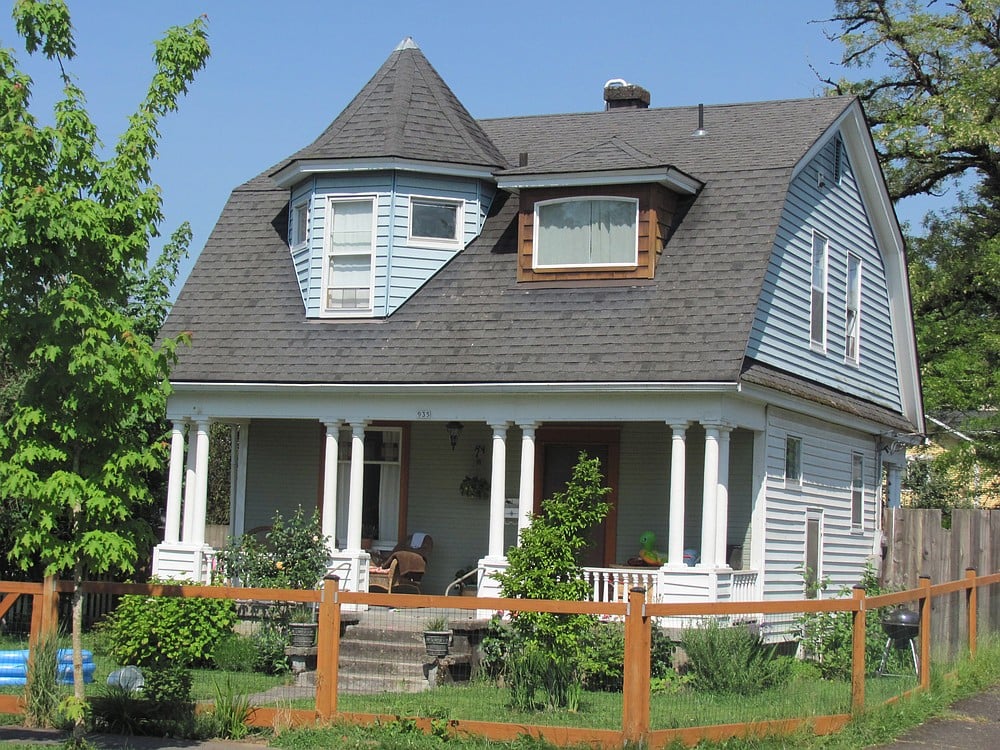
0;1;946;297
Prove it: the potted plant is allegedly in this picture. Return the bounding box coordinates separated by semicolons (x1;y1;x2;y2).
459;475;489;500
287;605;317;647
422;616;452;657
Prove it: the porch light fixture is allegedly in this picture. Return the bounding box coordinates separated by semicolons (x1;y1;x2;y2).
445;421;464;451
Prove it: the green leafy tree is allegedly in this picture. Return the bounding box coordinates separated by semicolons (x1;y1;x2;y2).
494;453;611;710
0;0;209;728
827;1;1000;489
826;0;1000;203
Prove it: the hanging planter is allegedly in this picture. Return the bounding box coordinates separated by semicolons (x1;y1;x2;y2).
459;475;490;500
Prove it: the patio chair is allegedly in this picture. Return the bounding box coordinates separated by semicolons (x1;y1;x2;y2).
368;557;399;593
373;532;432;593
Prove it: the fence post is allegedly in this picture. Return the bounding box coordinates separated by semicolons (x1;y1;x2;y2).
28;575;59;649
918;575;931;690
965;568;978;657
315;575;341;721
851;585;866;713
622;587;650;746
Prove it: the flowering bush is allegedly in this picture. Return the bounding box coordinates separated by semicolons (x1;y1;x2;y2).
216;506;330;589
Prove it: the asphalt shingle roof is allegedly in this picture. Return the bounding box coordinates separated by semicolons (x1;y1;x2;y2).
278;38;506;171
163;43;908;427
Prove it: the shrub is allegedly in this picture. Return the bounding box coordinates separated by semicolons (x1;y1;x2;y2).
250;623;290;675
23;632;65;728
578;620;675;691
681;619;791;695
797;563;893;680
216;506;330;589
494;454;611;710
99;581;237;668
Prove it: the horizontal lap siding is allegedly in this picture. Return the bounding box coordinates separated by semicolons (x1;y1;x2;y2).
763;410;877;601
244;420;321;532
747;135;901;411
386;174;487;315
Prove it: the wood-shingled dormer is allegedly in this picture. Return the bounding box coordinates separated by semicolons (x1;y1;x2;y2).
495;137;702;283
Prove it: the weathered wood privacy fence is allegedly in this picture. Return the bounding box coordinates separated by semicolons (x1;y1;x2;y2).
1;569;999;748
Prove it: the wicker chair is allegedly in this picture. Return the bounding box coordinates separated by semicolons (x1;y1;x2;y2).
368;557;399;593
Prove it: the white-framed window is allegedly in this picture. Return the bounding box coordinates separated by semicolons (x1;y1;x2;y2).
851;453;864;530
323;197;375;315
336;427;402;549
833;136;843;184
408;197;462;247
533;197;639;269
290;199;309;249
785;436;802;484
810;230;829;349
845;253;862;364
804;508;823;599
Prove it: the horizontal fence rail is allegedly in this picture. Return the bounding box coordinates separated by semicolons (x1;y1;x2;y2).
1;568;998;748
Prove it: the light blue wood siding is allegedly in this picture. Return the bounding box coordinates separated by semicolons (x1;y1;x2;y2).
287;173;495;318
747;134;902;411
762;409;878;602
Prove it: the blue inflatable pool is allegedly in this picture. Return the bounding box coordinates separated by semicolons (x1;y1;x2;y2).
0;649;95;686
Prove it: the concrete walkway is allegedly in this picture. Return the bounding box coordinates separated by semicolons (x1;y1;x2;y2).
872;683;1000;749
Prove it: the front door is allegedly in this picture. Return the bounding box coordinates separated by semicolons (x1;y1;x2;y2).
536;427;619;567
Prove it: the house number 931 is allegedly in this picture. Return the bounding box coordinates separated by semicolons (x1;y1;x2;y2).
416;410;432;419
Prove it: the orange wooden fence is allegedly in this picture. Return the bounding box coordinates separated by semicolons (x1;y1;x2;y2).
2;568;999;748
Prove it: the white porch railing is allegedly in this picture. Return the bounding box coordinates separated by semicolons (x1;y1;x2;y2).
582;566;658;603
581;565;760;604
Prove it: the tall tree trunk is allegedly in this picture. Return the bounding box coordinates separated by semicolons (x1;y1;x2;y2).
72;560;85;742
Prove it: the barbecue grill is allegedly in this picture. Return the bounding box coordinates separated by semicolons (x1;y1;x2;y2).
876;607;919;676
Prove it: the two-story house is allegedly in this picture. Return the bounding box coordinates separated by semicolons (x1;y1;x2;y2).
153;39;923;603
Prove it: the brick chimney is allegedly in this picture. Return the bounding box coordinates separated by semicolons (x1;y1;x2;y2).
604;79;650;110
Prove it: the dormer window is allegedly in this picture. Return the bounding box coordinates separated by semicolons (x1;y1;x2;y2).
533;197;638;269
323;197;375;315
290;199;309;249
409;197;462;247
515;185;677;283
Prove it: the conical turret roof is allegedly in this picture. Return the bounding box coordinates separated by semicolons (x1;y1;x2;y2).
282;38;506;170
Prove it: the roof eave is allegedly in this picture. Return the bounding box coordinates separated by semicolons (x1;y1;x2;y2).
495;167;702;194
271;157;499;187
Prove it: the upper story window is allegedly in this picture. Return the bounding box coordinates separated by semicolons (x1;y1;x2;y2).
290;200;309;249
785;436;802;483
533;197;638;269
845;253;862;364
409;197;462;246
323;197;375;315
810;230;829;349
851;453;864;530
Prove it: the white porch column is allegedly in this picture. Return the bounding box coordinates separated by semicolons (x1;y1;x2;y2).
321;420;342;553
164;421;186;544
487;423;508;560
346;421;367;552
714;426;732;567
698;425;720;568
230;421;250;537
517;422;537;539
667;423;688;567
192;420;211;547
181;423;198;543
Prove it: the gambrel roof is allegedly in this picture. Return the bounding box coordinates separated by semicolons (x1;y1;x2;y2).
163;42;916;431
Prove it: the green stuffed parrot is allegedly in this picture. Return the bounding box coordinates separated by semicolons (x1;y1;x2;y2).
638;531;667;565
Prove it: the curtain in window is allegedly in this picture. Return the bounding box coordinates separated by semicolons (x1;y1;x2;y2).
378;464;400;546
537;199;636;266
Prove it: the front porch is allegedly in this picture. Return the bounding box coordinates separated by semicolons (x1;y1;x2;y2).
151;388;767;604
